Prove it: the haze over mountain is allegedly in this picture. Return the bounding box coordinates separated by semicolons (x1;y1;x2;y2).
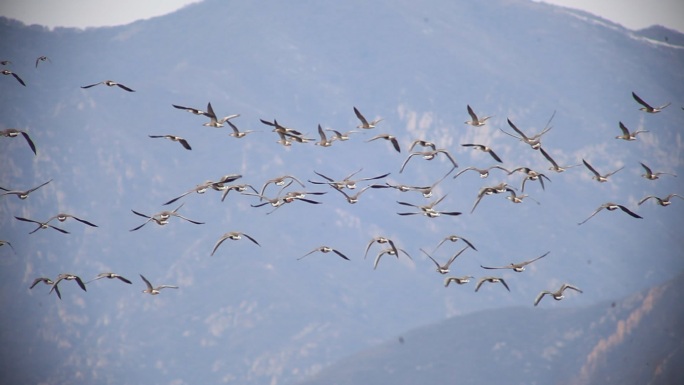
1;0;682;384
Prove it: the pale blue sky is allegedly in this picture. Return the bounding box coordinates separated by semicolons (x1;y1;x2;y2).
0;0;683;32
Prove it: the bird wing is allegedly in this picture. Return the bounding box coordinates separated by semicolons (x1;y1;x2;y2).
534;291;549;306
242;233;260;246
618;121;630;136
11;72;26;86
332;249;350;260
582;159;600;178
178;138;192;150
617;205;642;219
577;205;606;225
539;147;559;168
506;118;528;139
466;105;478;121
116;83;135;92
560;284;583;293
28;179;53;194
632;91;653;109
71;216;98;227
81;82;103;89
445;246;469;268
354;107;369;126
487;149;503;163
115;275;133;284
211;235;230;256
139;274;154;290
399;153;419;173
499;278;511;292
519;251;550;266
20;131;37;155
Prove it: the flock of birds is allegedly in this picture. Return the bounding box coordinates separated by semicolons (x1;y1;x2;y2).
1;55;681;309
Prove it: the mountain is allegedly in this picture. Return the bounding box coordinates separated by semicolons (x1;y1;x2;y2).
298;272;684;385
1;1;683;385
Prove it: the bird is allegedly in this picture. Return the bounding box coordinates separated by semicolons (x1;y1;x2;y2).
87;273;132;284
0;240;15;253
399;149;458;172
220;184;258;202
582;159;623;183
1;128;37;155
444;276;474;287
539;147;580;173
309;169;390;191
298;246;350;261
640;162;676;180
632;91;670;113
45;213;98;228
366;134;401;153
499;113;554;150
226;120;259;138
397;194;461;217
140;274;178;295
30;277;54;289
386;171;451;198
211;232;261;256
1;69;26;86
433;234;477;252
505;188;540;205
408;139;437;152
326;128;359;141
259;175;305;198
534;283;583;306
130;203;204;231
49;274;87;299
464;105;492;127
333;185;386;204
354;106;383;129
508;167;551;192
615;121;648;140
314;124;335;147
475;277;510;292
148;135;192;150
470;182;514;213
453;166;510;179
81;80;135;92
421;246;469;274
638;194;683;207
461;143;503;163
163;179;227;206
373;247;412;270
35;55;51;67
0;60;11;65
172;104;210;115
15;216;69;234
481;251;550;272
203;102;239;128
364;237;399;259
578;202;643;225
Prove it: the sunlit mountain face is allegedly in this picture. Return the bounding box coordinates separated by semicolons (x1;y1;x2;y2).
1;0;682;384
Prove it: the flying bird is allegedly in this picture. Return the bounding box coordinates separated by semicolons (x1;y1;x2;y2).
433;234;477;252
578;202;642;225
1;128;37;155
354;106;383;129
408;139;437;152
366;134;401;153
326;128;359;141
453;166;510;179
364;236;399;259
140;274;178;295
399;149;458;172
298;246;350;261
172;104;210;115
632;91;670;113
638;194;683;207
0;240;15;253
314;124;335;147
373;247;412;270
81;80;135;92
499;112;554;150
615;121;648;141
464;105;492;127
203;102;239;127
14;216;69;234
148;135;192;150
35;56;51;67
211;232;261;256
87;273;132;284
461;143;503;163
475;277;510;292
30;277;54;289
130;203;204;231
582;159;623;183
444;276;474;287
421;246;469;274
639;162;676;180
226;120;259;138
45;213;98;228
49;273;87;299
534;283;583;306
539;147;580;173
1;69;26;86
480;251;550;272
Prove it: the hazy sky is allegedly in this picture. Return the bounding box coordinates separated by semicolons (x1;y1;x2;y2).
0;0;683;32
